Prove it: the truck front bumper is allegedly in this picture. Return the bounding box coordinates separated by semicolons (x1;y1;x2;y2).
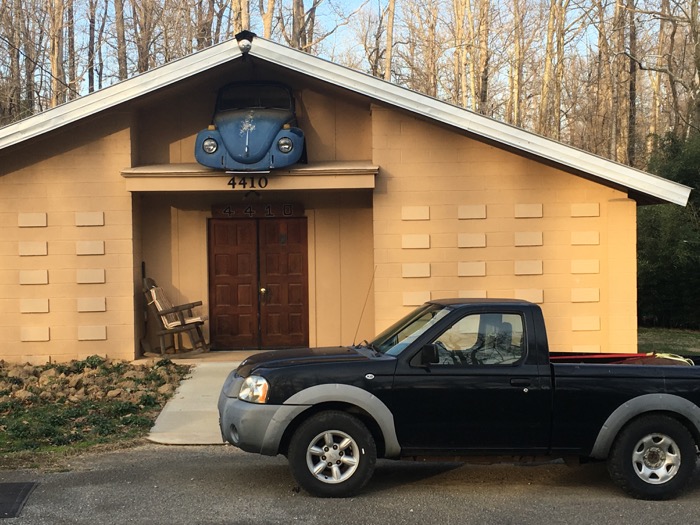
218;391;309;456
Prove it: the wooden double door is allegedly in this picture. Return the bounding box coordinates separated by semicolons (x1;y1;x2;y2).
208;218;309;349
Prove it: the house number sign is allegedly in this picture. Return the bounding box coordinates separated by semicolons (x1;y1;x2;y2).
212;203;304;218
227;175;269;190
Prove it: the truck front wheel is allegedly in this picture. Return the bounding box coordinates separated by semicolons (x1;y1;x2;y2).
607;415;697;500
288;411;377;497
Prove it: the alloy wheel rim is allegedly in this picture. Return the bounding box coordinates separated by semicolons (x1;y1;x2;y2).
306;430;360;484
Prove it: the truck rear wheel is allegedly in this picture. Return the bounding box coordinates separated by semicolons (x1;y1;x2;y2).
288;411;376;497
607;415;697;500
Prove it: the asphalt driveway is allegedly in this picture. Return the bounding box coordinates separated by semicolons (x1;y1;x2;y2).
4;444;700;524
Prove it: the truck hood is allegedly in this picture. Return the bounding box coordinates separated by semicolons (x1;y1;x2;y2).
237;346;371;377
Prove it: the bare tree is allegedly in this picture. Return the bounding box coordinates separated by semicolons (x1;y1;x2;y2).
232;0;250;34
384;0;395;80
114;0;128;79
259;0;275;37
46;0;66;106
131;0;161;73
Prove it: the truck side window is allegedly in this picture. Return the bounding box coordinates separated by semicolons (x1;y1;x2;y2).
432;313;525;366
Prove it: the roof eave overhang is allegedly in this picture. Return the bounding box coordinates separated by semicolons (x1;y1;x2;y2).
0;41;242;151
0;36;691;207
247;39;691;207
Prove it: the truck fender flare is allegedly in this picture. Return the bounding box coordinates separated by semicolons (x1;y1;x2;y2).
283;384;402;458
590;393;700;459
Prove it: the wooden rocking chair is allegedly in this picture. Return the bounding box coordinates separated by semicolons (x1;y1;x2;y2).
143;278;208;354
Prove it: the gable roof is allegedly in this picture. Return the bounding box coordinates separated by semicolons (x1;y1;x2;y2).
0;34;690;206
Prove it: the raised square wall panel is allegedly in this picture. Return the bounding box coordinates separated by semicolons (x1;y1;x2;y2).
76;241;105;255
458;205;487;220
514;232;543;247
515;289;544;303
402;263;431;278
77;269;105;284
20;298;49;313
458;233;486;248
571;260;600;274
75;212;105;226
458;261;486;277
77;297;107;312
401;206;430;221
19;242;48;256
571;203;600;217
403;291;431;306
571;288;600;302
19;270;48;285
515;204;543;218
78;325;107;341
571;231;600;245
18;213;47;227
21;326;50;342
514;260;543;275
402;234;430;249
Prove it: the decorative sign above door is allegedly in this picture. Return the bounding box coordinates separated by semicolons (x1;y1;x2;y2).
212;203;305;219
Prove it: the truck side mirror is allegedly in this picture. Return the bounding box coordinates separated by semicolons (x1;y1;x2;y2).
420;343;439;366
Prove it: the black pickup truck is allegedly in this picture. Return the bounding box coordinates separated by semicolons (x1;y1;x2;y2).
217;299;700;499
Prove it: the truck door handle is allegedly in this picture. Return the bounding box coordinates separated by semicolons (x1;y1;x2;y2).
510;378;531;388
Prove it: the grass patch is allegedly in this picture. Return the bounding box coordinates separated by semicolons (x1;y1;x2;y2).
0;356;190;469
638;327;700;355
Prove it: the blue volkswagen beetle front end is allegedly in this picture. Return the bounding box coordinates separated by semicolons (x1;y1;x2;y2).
195;82;305;171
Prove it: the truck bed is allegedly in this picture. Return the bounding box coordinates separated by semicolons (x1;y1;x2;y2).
549;352;698;366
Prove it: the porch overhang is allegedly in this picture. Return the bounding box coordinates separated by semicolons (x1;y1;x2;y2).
121;161;378;192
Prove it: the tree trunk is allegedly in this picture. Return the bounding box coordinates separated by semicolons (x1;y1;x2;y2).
627;0;637;165
476;0;490;113
259;0;275;38
67;0;77;100
232;0;250;35
538;0;557;135
114;0;128;79
384;0;395;81
47;0;66;107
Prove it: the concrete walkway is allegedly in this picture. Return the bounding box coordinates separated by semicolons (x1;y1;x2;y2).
146;351;262;445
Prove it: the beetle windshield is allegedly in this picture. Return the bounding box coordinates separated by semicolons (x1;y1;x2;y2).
218;84;293;111
371;303;452;356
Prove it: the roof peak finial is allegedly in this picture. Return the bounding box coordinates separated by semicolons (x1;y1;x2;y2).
235;31;256;54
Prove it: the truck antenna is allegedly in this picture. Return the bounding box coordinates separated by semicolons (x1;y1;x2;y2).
353;265;377;346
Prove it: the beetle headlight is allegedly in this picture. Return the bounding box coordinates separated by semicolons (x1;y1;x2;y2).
277;137;293;154
202;138;218;154
238;375;269;404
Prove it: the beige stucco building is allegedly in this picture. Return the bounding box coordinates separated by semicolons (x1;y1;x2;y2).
0;34;691;364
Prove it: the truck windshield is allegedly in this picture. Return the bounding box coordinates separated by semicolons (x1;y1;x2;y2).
371;303;451;356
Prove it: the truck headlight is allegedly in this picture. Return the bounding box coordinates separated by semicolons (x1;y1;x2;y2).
202;138;218;154
238;375;269;404
277;137;293;153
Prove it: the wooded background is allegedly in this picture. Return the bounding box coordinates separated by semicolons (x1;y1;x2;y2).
0;0;697;326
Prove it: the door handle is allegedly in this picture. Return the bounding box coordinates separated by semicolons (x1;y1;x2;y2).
510;378;531;387
259;287;267;296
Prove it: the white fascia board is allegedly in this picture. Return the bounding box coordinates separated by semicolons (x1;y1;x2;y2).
0;40;242;150
251;39;691;206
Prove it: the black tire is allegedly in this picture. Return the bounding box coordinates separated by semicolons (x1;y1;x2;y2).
288;410;377;498
607;415;697;500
